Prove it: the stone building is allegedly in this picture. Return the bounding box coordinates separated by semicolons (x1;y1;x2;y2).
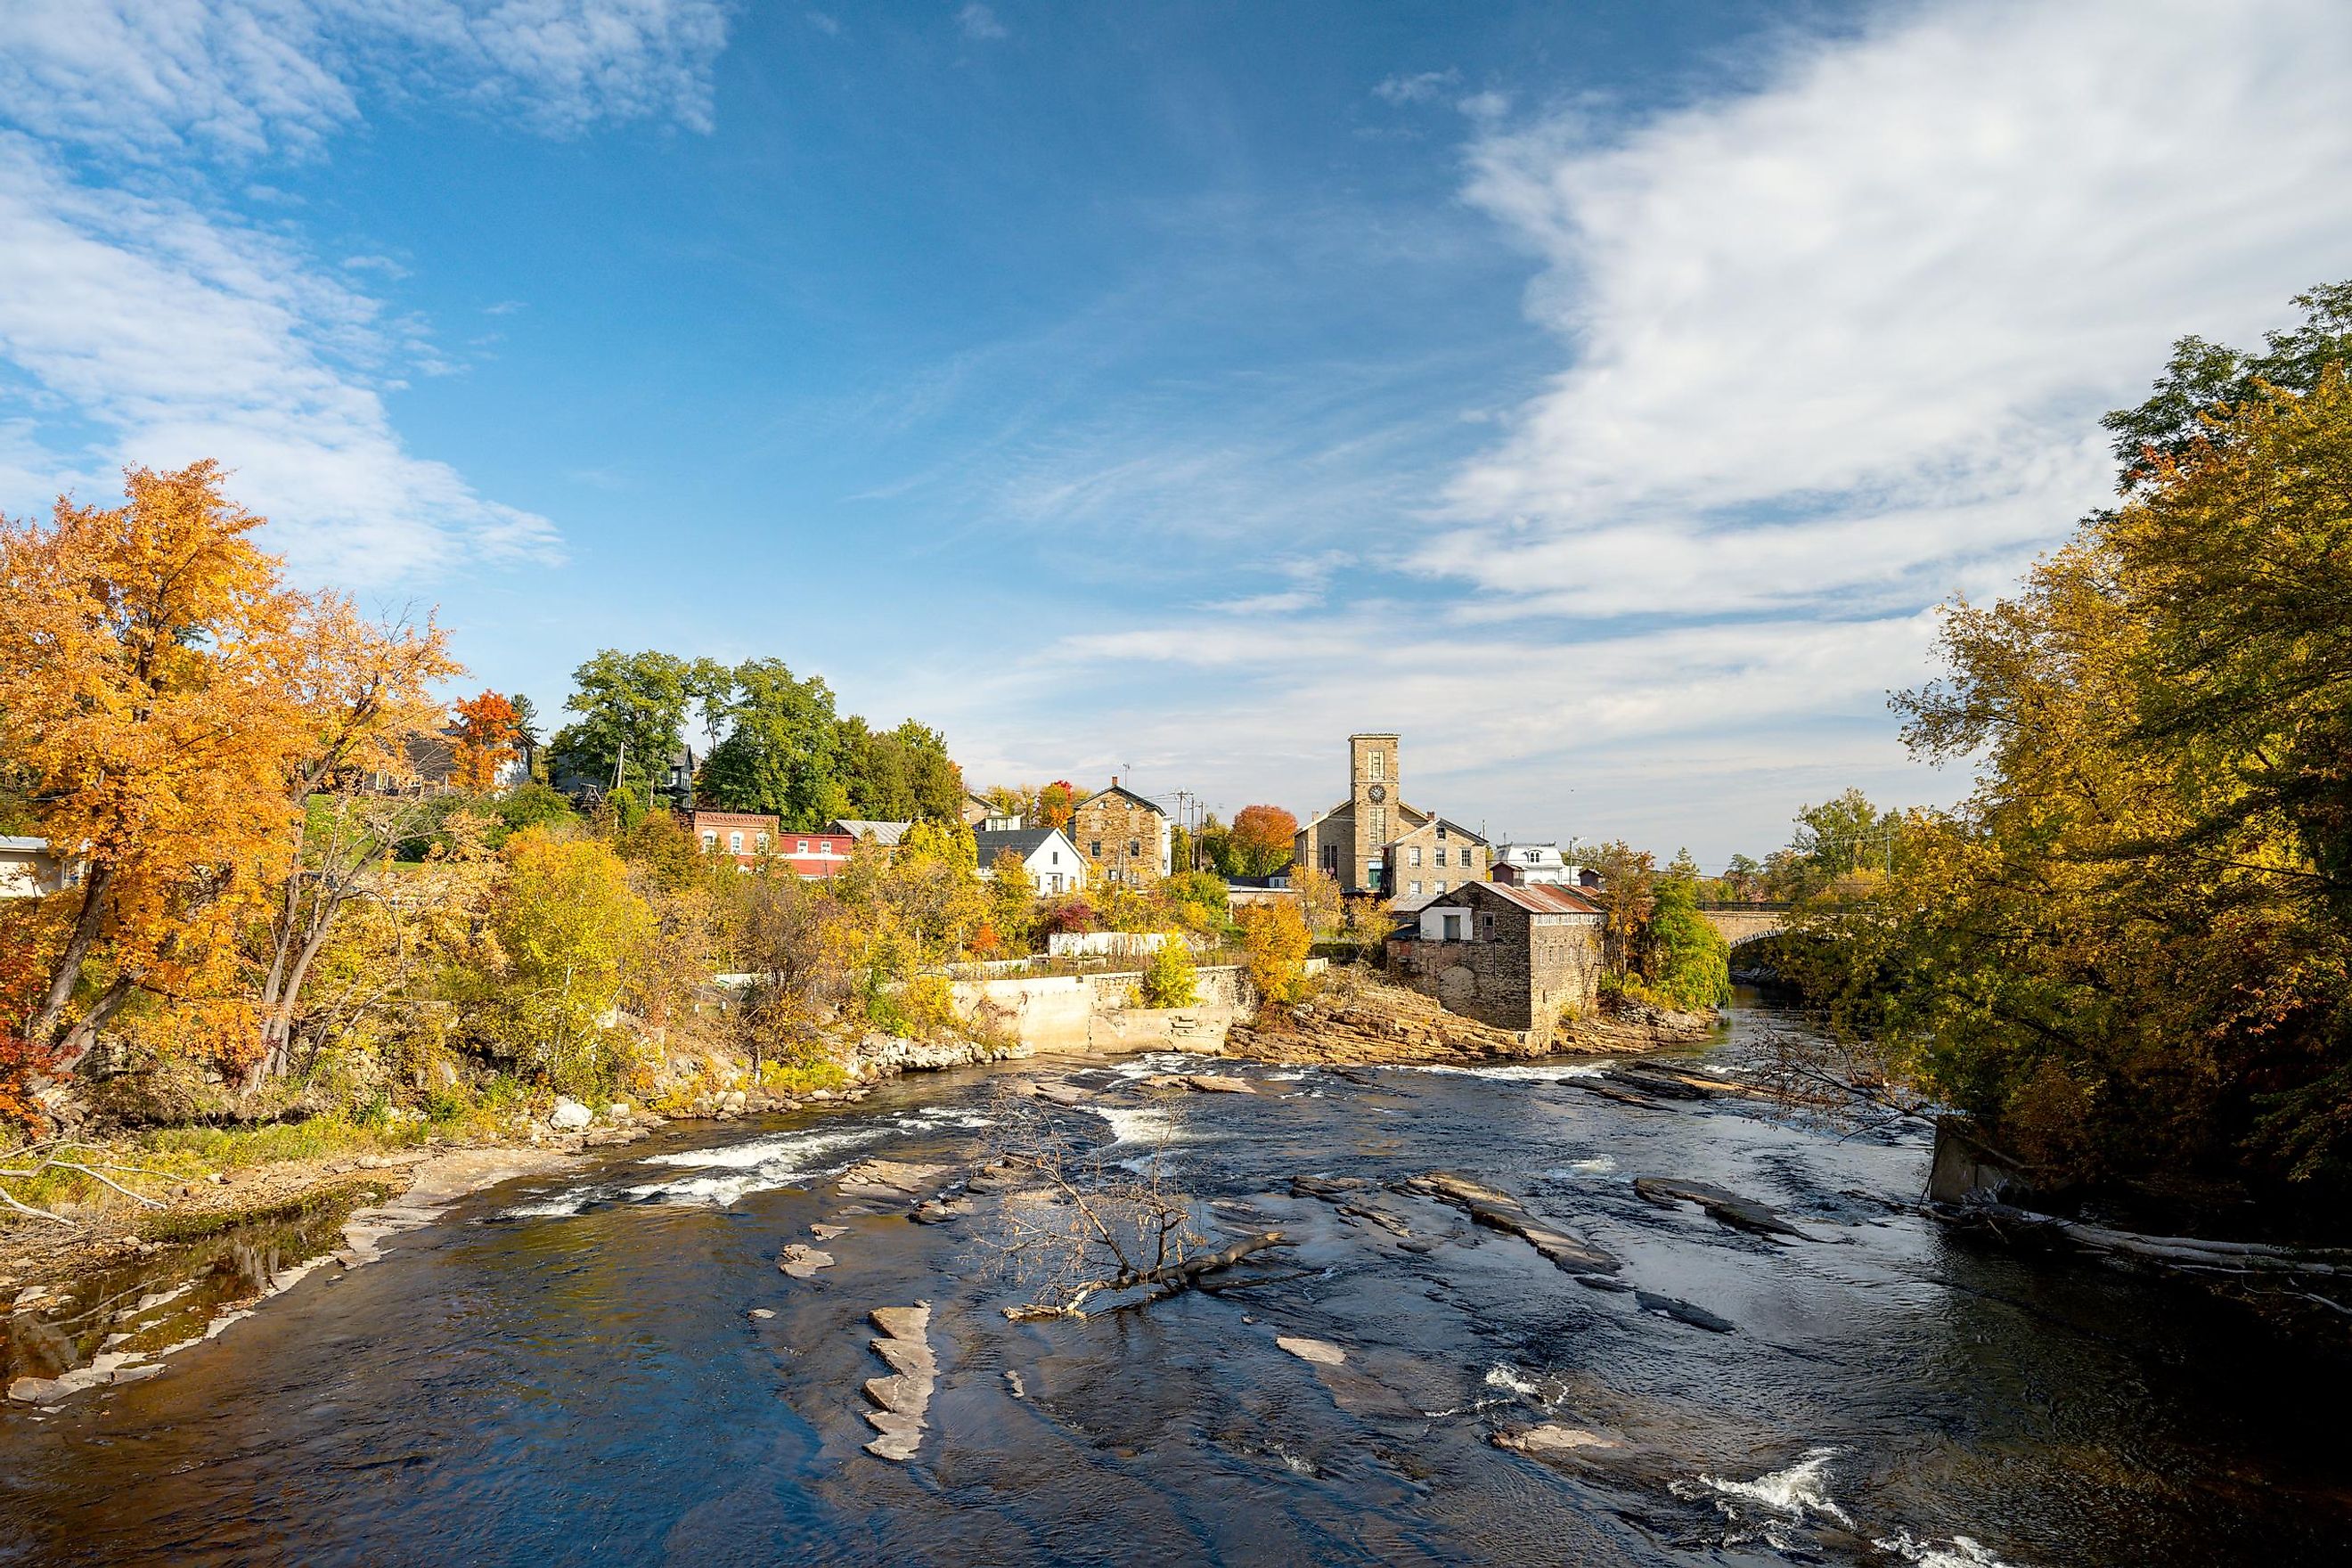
1384;880;1604;1046
1293;733;1489;906
1071;780;1172;887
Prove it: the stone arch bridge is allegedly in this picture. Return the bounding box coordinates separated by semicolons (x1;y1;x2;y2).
1695;902;1790;948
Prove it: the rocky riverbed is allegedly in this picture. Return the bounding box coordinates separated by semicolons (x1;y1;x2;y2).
4;1000;2348;1567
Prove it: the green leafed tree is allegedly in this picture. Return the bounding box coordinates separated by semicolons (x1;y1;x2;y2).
548;649;701;805
697;657;851;829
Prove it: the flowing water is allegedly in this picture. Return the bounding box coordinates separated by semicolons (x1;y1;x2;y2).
3;1000;2347;1565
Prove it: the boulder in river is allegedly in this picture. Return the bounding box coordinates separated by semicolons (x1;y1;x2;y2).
1634;1290;1735;1334
777;1245;836;1279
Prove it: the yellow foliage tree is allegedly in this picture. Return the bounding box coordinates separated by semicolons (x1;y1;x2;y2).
1238;900;1313;1007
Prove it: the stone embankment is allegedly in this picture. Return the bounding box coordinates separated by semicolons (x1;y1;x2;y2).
1225;976;1716;1067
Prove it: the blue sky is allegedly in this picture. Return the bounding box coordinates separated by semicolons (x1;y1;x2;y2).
4;1;2350;863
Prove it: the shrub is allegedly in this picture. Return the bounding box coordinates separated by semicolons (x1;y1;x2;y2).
1139;935;1199;1009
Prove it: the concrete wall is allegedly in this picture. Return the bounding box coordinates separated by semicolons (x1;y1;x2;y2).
951;962;1263;1054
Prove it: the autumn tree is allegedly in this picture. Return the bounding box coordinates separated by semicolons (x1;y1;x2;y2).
1238;900;1313;1006
1227;804;1299;877
450;690;520;794
471;828;653;1095
1840;283;2352;1191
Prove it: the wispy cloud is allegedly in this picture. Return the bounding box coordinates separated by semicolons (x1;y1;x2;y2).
1374;69;1458;106
0;136;561;577
0;1;732;581
0;0;733;159
806;10;842;37
957;4;1008;43
926;0;2352;856
1438;0;2352;625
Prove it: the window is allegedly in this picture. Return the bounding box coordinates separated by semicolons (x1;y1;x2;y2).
1370;807;1386;843
700;831;717;851
1436;847;1448;867
1436;821;1448;840
1369;749;1384;780
1409;880;1422;895
1128;839;1139;857
729;831;744;853
756;834;770;852
1321;845;1337;871
1482;913;1495;937
1090;840;1103;857
1434;879;1446;892
1409;845;1422;867
1523;849;1539;863
1052;850;1061;864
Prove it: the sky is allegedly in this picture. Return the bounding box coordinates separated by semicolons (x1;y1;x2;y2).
3;0;2350;865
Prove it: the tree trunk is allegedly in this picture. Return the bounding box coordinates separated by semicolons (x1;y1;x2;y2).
51;975;136;1077
28;862;116;1049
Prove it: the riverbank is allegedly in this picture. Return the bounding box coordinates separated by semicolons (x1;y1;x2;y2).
1225;972;1717;1066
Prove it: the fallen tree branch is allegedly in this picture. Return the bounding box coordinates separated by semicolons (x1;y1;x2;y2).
1004;1230;1296;1321
0;1185;77;1225
0;1157;168;1209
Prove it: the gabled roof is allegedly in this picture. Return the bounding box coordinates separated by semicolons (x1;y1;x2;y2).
1478;881;1602;915
828;818;911;846
1416;815;1489;845
1076;783;1168;818
974;825;1072;862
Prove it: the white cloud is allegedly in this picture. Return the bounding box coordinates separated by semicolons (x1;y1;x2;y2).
0;0;731;581
928;0;2352;859
1437;0;2352;620
0;0;732;160
957;4;1007;42
1375;69;1459;106
0;136;561;578
806;10;841;36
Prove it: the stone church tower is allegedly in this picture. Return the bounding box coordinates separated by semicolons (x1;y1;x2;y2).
1348;732;1399;891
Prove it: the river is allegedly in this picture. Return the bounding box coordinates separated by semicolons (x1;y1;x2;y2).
3;1000;2347;1565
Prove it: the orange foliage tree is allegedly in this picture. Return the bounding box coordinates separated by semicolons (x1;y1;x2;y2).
1228;804;1299;877
451;690;520;794
0;461;456;1115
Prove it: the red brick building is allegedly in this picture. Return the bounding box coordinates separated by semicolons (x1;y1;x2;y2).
674;811;857;877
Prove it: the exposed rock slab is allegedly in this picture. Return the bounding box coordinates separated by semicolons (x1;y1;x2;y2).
1494;1424;1621;1458
1143;1074;1257;1095
838;1159;953;1203
1275;1335;1347;1366
862;1302;937;1462
777;1244;836;1279
1633;1177;1809;1239
1399;1172;1618;1276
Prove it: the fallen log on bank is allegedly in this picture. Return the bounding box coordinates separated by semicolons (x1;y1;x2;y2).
1002;1230;1297;1320
1938;1201;2352;1278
